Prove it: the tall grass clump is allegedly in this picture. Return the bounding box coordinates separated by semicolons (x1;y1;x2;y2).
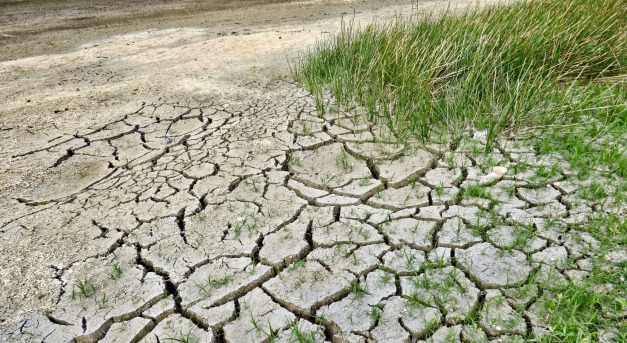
295;1;626;341
294;0;626;150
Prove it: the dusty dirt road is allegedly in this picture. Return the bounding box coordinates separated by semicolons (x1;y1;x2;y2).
5;0;621;342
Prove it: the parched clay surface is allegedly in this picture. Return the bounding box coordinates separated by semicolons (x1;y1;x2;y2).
1;0;624;342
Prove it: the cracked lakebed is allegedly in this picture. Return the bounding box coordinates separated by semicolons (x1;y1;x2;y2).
2;83;625;342
1;1;625;342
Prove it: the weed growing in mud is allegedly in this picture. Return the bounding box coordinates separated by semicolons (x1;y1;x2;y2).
249;314;261;333
321;173;339;187
335;147;353;172
350;278;368;298
245;177;261;192
378;271;393;285
72;279;96;299
195;275;230;297
434;183;445;198
110;262;123;280
536;164;561;180
98;293;108;309
463;184;493;201
314;311;326;324
289;321;317;343
358;178;373;187
265;321;277;343
367;306;382;322
402;249;417;270
288;259;306;271
164;329;195;343
288;154;302;167
579;181;609;202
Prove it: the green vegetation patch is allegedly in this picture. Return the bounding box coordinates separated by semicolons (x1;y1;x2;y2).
295;0;627;341
534;215;627;342
294;0;626;150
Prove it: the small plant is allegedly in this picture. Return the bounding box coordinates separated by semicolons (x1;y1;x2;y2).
403;192;413;205
434;183;445;197
321;173;339;186
335;148;353;172
289;154;302;167
423;318;440;338
196;213;207;222
98;293;108;309
580;181;608;201
164;329;195;343
265;321;277;343
233;222;243;237
196;275;230;297
289;259;306;271
378;271;393;285
502;184;516;197
314;311;326;323
207;276;230;288
536;164;560;179
407;292;428;308
510;224;535;251
247;178;260;192
444;329;459;343
290;321;317;343
463;184;493;200
248;262;259;275
403;249;416;269
358;178;373;187
350;279;368;298
454;218;464;241
431;253;448;268
250;314;261;333
72;279;96;299
367;306;382;322
110;262;123;280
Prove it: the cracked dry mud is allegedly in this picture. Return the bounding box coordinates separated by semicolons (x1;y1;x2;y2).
3;83;625;342
1;1;625;343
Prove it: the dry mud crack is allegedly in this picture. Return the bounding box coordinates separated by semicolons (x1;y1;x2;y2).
2;82;624;342
1;1;625;342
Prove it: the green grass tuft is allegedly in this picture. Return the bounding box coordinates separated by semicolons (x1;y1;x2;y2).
294;0;626;152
